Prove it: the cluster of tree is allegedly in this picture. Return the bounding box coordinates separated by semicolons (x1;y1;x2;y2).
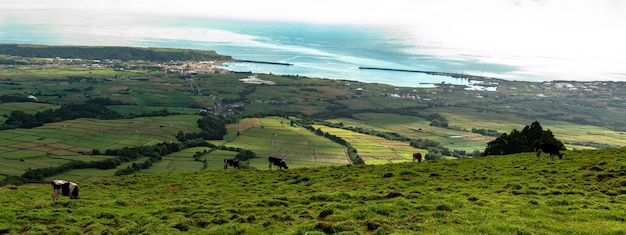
1;100;185;130
20;141;198;181
192;149;212;170
176;114;228;141
0;44;232;61
4;120;263;185
0;58;27;65
67;76;98;83
409;138;451;160
310;103;354;119
22;159;120;181
191;143;256;160
85;97;125;106
426;113;449;128
132;109;180;118
0;94;32;103
471;128;500;137
483;121;564;156
2;104;122;129
108;141;210;176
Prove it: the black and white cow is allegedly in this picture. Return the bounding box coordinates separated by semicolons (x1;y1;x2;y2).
534;142;564;160
224;158;240;169
268;156;288;170
51;179;79;201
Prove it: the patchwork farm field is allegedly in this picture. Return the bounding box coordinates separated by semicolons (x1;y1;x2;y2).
216;117;349;165
327;113;489;153
0;116;349;180
312;125;423;164
427;107;626;149
0;115;202;177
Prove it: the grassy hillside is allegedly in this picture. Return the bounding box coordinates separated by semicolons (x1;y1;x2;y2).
1;148;625;234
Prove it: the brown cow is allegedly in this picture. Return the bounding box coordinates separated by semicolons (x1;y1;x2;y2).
412;153;423;163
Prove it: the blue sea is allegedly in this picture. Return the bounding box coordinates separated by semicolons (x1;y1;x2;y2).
0;10;540;88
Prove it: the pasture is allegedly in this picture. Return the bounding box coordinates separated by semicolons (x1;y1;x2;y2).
1;148;625;234
312;125;424;164
327;112;490;153
430;107;626;149
0;116;350;181
217;117;349;165
0;115;202;177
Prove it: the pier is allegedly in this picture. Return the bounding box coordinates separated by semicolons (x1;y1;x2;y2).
236;60;293;66
358;66;493;81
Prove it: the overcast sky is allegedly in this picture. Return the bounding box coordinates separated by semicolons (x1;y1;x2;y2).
2;0;626;81
2;0;624;24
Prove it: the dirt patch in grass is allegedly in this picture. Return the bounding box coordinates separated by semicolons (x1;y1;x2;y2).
227;118;261;132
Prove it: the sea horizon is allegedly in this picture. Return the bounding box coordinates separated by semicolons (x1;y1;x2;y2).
2;8;625;88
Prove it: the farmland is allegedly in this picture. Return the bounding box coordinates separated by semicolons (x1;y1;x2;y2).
0;115;201;178
1;45;626;183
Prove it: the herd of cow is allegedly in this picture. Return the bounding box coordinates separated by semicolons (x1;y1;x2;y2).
51;143;563;201
223;156;289;170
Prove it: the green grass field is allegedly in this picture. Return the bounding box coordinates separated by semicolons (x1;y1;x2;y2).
0;115;202;177
312;125;424;165
2;148;625;234
216;117;349;165
0;116;350;179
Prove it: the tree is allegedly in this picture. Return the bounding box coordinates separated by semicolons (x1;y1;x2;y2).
483;121;564;156
197;115;227;140
235;150;257;161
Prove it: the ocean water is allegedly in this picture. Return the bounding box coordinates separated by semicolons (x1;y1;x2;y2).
0;10;540;88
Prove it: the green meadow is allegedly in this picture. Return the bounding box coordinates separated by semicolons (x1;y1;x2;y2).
312;125;422;165
0;116;352;179
0;115;202;177
216;117;349;165
1;148;625;234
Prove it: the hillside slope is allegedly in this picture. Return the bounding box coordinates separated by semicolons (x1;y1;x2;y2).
1;148;625;234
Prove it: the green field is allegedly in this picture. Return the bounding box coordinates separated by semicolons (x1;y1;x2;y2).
313;125;424;165
2;148;626;234
216;117;349;165
0;116;350;178
0;115;202;176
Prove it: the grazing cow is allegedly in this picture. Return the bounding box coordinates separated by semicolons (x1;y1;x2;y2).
224;158;240;169
51;179;79;201
534;142;564;160
268;156;288;170
412;152;423;163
